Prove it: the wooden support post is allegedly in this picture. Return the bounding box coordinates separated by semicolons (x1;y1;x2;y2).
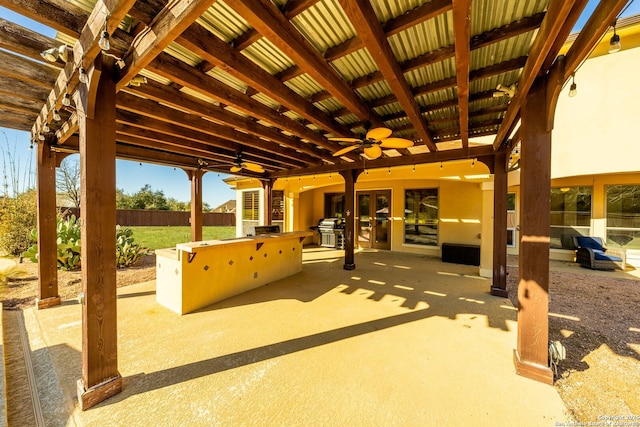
262;179;273;226
339;169;362;270
514;76;554;384
74;55;122;410
189;169;204;242
35;136;61;309
491;151;509;297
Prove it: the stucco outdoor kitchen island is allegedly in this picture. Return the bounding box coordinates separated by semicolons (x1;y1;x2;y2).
155;231;313;314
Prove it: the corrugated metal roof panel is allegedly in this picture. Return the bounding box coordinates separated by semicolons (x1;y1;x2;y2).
471;32;535;70
242;39;295;74
284;74;323;99
251;92;280;111
180;86;220;105
388;11;454;62
355;81;391;102
471;0;549;36
198;1;251;42
404;57;455;88
165;42;202;68
291;0;355;52
331;49;378;82
206;67;248;93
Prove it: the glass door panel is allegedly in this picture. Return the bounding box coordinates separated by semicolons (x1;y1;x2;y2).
358;194;371;246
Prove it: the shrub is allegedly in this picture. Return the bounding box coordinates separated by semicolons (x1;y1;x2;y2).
116;226;150;268
0;190;37;256
23;214;82;270
24;218;149;270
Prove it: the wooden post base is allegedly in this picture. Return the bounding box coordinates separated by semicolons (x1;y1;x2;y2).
36;296;61;310
513;350;553;385
343;263;356;270
490;287;509;298
77;374;123;410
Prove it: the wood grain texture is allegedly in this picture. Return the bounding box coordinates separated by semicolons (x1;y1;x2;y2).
36;138;59;302
516;77;551;370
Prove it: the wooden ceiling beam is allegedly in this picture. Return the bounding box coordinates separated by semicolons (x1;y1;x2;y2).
0;108;36;131
225;0;383;127
541;0;589;73
0;95;43;116
0;18;63;67
492;0;578;149
451;0;471;148
0;0;86;38
339;0;436;150
0;49;57;88
177;23;353;138
0;75;50;102
29;0;137;143
114;109;307;169
269;144;495;178
231;0;319;51
124;82;330;161
117;0;217;91
145;52;345;158
116;92;319;165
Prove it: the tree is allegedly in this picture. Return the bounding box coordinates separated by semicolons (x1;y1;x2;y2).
56;157;81;208
127;185;169;210
0;189;37;255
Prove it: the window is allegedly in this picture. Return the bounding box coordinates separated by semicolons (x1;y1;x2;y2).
550;187;592;249
272;190;284;221
404;189;438;246
507;192;516;248
606;185;640;249
242;191;259;221
324;193;345;218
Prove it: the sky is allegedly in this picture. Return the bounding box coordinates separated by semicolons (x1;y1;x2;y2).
1;0;639;206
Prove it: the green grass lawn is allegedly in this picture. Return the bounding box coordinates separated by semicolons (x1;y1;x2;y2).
128;226;236;250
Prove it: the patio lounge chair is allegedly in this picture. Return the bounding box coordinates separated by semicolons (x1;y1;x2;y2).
573;236;626;270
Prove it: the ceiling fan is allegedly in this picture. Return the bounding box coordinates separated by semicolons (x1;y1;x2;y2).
198;153;265;174
329;127;414;159
229;153;265;174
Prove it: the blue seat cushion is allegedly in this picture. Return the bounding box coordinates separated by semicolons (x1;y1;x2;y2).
576;236;604;251
593;251;623;262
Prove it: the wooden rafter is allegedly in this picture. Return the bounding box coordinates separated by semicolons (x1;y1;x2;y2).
117;0;217;91
124;82;331;161
0;49;57;88
225;0;383;127
451;0;471;148
339;0;437;151
0;18;63;67
492;0;578;149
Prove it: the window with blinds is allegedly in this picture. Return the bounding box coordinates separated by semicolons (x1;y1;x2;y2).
242;191;259;221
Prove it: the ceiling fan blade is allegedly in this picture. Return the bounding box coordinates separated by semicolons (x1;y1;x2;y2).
329;137;361;143
333;145;359;157
243;162;265;173
366;127;392;141
364;144;382;159
380;137;414;148
230;165;242;173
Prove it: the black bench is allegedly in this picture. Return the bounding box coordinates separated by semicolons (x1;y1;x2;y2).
441;243;480;266
254;225;281;235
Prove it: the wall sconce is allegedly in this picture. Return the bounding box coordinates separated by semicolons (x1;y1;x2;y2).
40;45;70;63
568;73;577;97
609;20;621;54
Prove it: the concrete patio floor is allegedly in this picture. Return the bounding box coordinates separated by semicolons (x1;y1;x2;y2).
21;249;574;426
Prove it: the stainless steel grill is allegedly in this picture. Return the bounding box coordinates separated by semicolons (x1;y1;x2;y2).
317;218;345;249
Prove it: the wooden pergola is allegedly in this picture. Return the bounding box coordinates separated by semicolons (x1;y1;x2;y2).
0;0;629;409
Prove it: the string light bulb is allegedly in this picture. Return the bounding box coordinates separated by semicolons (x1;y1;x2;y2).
98;17;111;51
569;74;577;97
388;167;391;174
62;92;71;107
412;164;416;172
608;20;621;54
53;109;61;121
38;132;45;141
42;123;50;132
440;162;443;169
471;158;476;168
79;67;89;84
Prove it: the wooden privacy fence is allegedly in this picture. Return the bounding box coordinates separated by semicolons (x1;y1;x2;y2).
60;208;235;226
